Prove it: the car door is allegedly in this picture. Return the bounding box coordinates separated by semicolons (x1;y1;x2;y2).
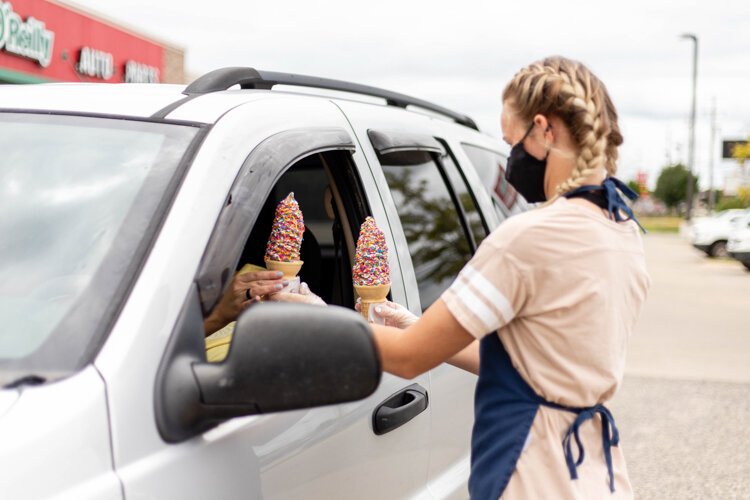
96;95;432;500
335;99;494;498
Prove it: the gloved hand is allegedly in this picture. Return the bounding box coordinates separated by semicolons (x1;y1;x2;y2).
356;299;419;329
267;282;326;306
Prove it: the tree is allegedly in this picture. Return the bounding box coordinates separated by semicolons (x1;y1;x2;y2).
732;138;750;189
653;163;699;212
732;137;750;166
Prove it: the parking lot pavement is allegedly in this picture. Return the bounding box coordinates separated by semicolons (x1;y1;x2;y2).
609;233;750;499
626;233;750;383
610;376;750;500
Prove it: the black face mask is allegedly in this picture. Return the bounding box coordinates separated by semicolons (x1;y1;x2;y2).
505;123;549;203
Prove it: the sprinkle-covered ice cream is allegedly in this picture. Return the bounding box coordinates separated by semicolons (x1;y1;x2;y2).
353;216;391;286
265;192;305;262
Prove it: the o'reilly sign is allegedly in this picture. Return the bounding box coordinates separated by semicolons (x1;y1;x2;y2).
0;1;54;67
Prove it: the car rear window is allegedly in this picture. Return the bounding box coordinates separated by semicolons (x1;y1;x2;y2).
461;143;527;218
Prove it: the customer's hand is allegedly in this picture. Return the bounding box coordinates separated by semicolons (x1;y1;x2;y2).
205;270;286;334
268;282;326;306
228;270;287;312
356;300;419;329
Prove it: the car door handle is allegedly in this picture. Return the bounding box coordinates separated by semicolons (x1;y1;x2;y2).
372;383;429;435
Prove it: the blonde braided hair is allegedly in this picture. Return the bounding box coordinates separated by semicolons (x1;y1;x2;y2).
502;57;623;200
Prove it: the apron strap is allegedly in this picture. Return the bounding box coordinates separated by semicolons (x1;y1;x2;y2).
559;403;621;493
564;176;646;234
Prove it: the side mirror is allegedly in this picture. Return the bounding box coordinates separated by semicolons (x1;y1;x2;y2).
156;286;382;442
196;302;381;412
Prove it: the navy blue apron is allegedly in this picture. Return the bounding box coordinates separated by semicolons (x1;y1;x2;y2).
469;177;638;499
469;334;621;499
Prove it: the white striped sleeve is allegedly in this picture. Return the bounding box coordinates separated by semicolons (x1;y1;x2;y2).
441;242;527;339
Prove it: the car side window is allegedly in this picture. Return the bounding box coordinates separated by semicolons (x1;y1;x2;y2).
204;151;369;362
461;143;527;219
380;150;474;310
240;152;367;307
437;144;489;247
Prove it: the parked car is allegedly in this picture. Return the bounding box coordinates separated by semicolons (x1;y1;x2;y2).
0;68;525;499
690;209;749;258
728;213;750;271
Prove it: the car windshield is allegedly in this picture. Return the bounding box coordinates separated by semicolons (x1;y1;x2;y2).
0;112;201;386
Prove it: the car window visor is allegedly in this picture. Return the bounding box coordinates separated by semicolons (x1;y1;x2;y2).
368;129;445;157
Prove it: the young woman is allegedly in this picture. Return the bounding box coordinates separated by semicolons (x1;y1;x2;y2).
366;57;650;499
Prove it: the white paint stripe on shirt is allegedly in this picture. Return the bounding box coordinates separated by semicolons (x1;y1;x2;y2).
452;273;502;321
451;272;470;294
454;285;500;332
463;265;515;323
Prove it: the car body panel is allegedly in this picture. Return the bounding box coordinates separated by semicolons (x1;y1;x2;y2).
0;367;122;500
728;214;750;265
338;99;489;497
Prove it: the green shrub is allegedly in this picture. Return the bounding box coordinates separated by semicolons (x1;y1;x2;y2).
715;197;749;211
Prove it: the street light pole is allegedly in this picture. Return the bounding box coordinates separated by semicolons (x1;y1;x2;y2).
681;33;698;220
709;97;717;212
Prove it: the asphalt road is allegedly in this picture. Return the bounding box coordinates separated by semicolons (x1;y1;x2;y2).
609;233;750;499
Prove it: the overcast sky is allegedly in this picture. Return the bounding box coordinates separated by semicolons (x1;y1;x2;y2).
73;0;750;189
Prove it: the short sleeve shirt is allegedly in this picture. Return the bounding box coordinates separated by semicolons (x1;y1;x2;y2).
441;197;650;498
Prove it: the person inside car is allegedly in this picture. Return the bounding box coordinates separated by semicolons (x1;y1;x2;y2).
202;267;288;335
204;190;327;361
278;56;650;499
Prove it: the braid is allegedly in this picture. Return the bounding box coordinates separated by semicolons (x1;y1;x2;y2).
603;91;623;176
502;57;620;196
553;68;607;195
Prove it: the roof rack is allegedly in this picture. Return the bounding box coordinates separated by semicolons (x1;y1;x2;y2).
183;67;479;130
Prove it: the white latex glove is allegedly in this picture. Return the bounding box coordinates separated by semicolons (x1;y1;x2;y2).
357;299;419;329
267;282;326;306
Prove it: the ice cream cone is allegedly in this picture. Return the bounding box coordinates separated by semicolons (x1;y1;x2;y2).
264;259;303;279
355;283;391;321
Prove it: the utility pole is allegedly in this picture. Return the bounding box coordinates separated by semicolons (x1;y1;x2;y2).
709;98;717;212
681;33;698;220
665;126;673;164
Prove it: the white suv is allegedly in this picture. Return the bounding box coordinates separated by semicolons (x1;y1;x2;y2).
0;68;524;499
690;209;749;258
728;213;750;271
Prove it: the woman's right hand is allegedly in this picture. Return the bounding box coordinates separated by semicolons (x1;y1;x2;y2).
357;300;419;329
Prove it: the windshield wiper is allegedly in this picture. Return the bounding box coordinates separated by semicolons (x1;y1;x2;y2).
3;375;46;389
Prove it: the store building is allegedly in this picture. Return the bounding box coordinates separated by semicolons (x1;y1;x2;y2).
0;0;184;84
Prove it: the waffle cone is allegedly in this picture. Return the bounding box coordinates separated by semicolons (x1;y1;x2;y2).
355;283;390;320
264;259;303;279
